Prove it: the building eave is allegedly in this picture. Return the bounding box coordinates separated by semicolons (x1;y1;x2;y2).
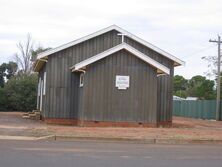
70;43;170;75
35;25;184;68
33;57;48;72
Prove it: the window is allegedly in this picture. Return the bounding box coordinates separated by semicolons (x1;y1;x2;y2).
79;73;84;87
43;72;46;95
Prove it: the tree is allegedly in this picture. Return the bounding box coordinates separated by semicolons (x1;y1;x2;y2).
202;55;218;78
173;75;188;97
5;61;18;79
14;34;34;74
173;75;216;99
14;33;51;74
174;75;188;91
0;87;8;111
0;62;18;87
0;63;6;87
187;75;215;100
4;74;38;111
31;46;51;61
0;34;50;111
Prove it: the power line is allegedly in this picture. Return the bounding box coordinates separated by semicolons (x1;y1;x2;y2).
181;44;217;59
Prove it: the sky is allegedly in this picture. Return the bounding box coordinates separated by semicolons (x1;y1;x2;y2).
0;0;222;79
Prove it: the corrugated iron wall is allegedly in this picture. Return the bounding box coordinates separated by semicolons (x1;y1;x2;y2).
80;50;157;123
44;30;121;119
124;37;174;123
157;68;174;123
41;29;174;123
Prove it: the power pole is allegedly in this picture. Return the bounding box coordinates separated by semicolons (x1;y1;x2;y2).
209;35;222;121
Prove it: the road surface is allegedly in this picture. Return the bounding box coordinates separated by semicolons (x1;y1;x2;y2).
0;140;222;167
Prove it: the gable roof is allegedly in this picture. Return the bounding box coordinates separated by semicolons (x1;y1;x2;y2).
70;43;170;75
35;25;184;66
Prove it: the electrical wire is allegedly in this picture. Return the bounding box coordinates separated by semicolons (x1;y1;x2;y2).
181;44;217;59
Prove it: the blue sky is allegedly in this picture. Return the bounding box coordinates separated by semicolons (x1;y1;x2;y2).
0;0;221;79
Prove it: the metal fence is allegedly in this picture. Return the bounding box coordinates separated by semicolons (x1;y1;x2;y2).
173;100;222;120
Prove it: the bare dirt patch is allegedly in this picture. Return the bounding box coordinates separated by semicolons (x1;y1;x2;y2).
1;112;222;140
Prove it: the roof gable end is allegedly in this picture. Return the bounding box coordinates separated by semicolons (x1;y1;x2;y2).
70;43;170;75
36;25;184;67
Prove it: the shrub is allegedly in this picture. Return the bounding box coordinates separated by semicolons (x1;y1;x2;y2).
4;74;38;111
0;87;8;111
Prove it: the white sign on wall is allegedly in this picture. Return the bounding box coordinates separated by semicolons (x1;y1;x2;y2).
115;75;130;90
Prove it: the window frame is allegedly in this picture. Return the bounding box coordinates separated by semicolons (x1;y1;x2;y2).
79;73;84;87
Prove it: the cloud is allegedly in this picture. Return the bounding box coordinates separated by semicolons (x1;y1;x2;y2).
0;0;221;78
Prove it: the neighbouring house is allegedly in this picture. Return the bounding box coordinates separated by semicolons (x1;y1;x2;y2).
186;97;198;100
173;95;185;101
33;25;184;127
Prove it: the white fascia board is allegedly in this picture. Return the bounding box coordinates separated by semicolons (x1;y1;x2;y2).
37;25;184;66
37;25;117;60
124;43;170;74
113;25;185;66
71;43;170;75
71;43;125;71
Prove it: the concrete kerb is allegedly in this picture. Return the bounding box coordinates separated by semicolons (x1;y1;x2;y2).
37;135;222;144
155;138;222;144
36;135;56;141
0;135;38;141
53;136;156;144
1;135;222;144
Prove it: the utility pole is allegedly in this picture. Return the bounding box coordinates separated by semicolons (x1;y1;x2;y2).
209;35;222;121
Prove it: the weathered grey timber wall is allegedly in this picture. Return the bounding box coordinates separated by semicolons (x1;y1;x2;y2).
80;50;157;123
40;29;174;123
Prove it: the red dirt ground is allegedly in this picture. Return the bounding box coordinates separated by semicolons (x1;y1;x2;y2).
0;112;222;140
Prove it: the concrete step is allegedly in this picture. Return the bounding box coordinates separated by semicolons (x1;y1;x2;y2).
22;115;30;119
22;110;41;120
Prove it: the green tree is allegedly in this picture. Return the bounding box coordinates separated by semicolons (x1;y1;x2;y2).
5;61;18;79
187;75;215;100
4;74;38;111
31;46;51;61
0;63;7;87
173;75;188;98
0;62;18;87
0;87;8;111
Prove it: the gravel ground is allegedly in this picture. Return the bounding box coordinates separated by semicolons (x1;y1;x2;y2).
1;112;222;140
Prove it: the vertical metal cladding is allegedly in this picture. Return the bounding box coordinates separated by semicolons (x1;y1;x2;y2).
81;50;157;123
124;37;174;123
44;30;121;119
41;29;174;124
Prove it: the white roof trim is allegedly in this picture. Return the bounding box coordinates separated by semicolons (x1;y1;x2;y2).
36;25;184;66
37;25;116;60
70;43;170;75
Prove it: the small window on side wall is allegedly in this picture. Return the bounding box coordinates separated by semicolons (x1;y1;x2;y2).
79;73;84;87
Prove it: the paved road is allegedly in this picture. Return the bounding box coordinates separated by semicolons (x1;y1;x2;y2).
0;140;222;167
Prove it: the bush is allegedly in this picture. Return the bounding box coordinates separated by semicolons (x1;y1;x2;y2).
0;87;8;111
4;74;38;111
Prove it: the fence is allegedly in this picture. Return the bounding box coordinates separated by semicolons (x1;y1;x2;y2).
173;100;222;120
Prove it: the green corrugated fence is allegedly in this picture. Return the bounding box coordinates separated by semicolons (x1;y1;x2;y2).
173;100;222;120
